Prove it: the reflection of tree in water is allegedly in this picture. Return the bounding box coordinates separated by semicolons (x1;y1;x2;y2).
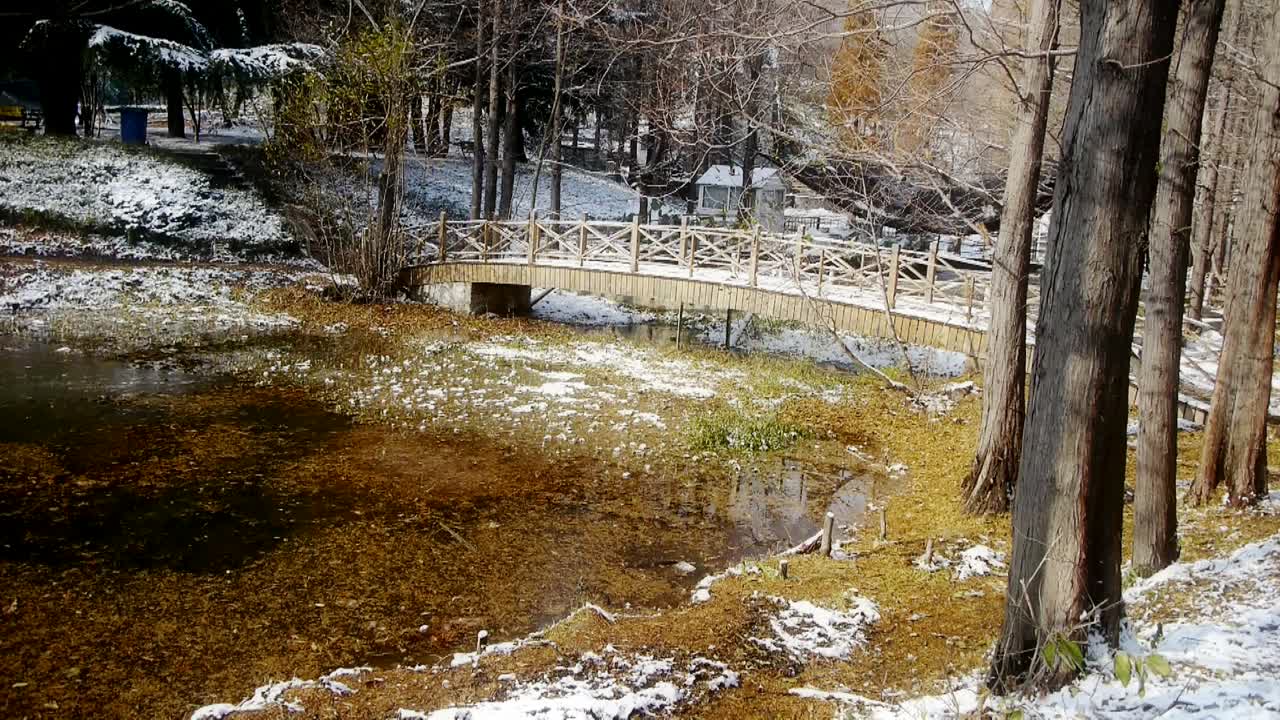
724;458;876;553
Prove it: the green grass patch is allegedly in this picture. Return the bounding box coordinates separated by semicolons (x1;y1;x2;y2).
688;409;811;453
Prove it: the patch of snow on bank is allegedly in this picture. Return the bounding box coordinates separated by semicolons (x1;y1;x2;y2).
754;595;880;661
952;545;1005;581
530;289;655;326
0;264;301;331
0;136;291;252
695;315;968;377
842;531;1280;719
190;667;371;720
407;652;737;720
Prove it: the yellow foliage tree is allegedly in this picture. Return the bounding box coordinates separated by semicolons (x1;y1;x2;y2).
827;6;887;152
899;1;960;156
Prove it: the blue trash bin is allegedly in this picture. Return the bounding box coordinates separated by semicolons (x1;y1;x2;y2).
120;108;149;145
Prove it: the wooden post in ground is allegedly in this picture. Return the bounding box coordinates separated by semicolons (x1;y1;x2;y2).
878;507;888;541
578;213;588;267
819;512;835;557
630;214;640;273
925;239;939;304
779;558;789;580
676;302;685;350
679;216;689;271
437;210;448;263
749;225;761;287
724;308;732;349
886;245;901;309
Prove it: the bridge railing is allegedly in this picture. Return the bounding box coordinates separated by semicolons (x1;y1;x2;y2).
409;213;1015;325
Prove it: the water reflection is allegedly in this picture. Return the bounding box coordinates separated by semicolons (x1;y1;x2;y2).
725;459;875;553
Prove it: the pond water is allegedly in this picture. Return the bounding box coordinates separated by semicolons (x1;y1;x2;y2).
0;339;883;719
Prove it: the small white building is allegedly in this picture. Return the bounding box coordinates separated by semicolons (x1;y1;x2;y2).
694;165;787;231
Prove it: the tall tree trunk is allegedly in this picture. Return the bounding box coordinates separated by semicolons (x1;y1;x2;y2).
965;0;1061;516
593;111;603;165
410;92;426;153
1190;1;1280;507
425;88;442;155
1206;107;1248;303
165;71;186;138
989;0;1176;691
498;61;519;219
33;24;83;136
440;104;454;158
1133;0;1228;575
471;8;486;220
1188;0;1244;321
1188;88;1232;320
483;0;502;219
738;53;765;223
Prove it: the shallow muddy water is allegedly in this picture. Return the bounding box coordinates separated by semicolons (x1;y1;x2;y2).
0;339;881;719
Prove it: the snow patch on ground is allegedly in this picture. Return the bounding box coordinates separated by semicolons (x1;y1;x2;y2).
530;289;655;326
752;594;880;661
694;314;968;377
1;136;292;253
827;530;1280;719
1;264;299;331
190;667;371;720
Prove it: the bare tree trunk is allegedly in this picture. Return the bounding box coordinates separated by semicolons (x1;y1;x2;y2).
1190;2;1280;507
483;0;502;219
471;8;486;220
165;71;185;138
1188;88;1231;320
498;60;519;219
1188;0;1243;321
425;87;442;155
965;0;1061;516
440;103;454;157
1207;107;1248;302
739;53;765;223
1133;0;1228;575
410;92;426;153
989;0;1176;691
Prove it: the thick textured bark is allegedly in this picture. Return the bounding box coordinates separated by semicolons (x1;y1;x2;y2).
165;71;186;138
965;0;1061;516
1133;0;1227;575
498;63;519;219
483;0;502;219
1190;3;1280;507
471;9;486;220
989;0;1176;691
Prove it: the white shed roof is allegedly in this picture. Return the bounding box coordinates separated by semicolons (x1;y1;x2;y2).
695;164;782;187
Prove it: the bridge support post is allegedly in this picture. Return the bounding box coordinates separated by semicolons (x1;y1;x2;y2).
749;226;760;287
527;211;538;265
438;210;448;263
630;215;640;273
578;214;588;266
925;240;939;304
887;245;900;309
679;216;689;272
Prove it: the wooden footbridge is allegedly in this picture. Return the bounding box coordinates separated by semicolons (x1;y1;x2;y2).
403;214;1013;359
401;214;1217;424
